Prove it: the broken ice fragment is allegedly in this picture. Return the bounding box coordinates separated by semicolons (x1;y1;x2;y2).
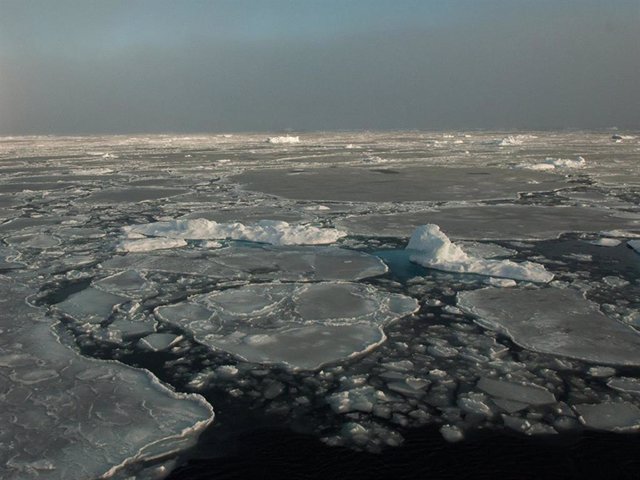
574;402;640;432
55;287;130;324
477;377;556;406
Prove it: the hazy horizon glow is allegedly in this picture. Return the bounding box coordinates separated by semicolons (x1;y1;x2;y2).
1;0;638;134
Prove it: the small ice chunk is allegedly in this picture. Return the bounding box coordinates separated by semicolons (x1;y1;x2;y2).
587;366;616;378
440;424;464;442
574;402;640;432
589;238;621;247
328;386;386;414
407;225;553;283
477;377;556;406
603;276;629;288
629;240;640;254
484;277;517;288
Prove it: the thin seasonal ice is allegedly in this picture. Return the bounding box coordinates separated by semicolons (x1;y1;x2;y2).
1;131;640;477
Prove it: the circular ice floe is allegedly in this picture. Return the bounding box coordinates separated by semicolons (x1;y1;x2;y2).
155;282;419;370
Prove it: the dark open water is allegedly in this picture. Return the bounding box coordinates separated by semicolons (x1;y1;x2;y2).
167;426;640;480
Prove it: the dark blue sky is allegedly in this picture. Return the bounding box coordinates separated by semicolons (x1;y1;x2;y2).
1;0;638;134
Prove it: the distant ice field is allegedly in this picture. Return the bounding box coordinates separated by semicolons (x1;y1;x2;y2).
1;131;639;479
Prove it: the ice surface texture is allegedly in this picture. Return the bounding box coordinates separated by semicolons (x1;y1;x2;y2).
156;282;419;370
339;205;640;239
124;218;346;246
232;166;567;202
0;277;213;480
458;287;640;366
407;225;553;282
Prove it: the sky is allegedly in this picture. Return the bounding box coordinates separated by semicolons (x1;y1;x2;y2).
0;0;638;134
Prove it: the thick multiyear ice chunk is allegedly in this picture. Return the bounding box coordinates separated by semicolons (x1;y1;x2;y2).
458;287;640;366
156;282;418;370
407;225;553;282
123;218;346;246
0;277;214;480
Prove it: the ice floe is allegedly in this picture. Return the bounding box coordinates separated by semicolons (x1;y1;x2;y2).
458;287;640;366
406;225;553;282
155;282;418;370
123;218;346;246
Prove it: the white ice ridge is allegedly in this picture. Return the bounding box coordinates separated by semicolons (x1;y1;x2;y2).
123;218;346;246
156;282;419;371
266;135;300;144
497;134;536;146
117;237;187;253
406;224;553;283
520;156;586;171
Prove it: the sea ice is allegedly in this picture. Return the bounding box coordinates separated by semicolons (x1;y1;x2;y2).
406;225;553;282
629;240;640;254
123;218;346;246
458;287;640;366
155;282;418;370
